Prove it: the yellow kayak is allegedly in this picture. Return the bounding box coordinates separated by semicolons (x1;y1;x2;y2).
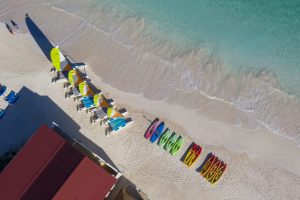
183;144;202;167
208;162;226;185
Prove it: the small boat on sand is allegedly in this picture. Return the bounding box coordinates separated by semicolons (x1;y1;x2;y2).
184;143;202;167
164;133;179;152
205;159;222;180
208;162;226;185
170;136;184;155
149;121;165;143
200;154;216;177
144;118;160;139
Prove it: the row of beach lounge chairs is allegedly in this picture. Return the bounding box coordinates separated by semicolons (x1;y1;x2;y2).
145;118;227;185
50;46;132;133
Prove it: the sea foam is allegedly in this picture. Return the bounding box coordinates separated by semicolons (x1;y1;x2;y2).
1;0;299;144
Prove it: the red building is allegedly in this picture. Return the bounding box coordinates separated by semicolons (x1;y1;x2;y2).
0;125;118;200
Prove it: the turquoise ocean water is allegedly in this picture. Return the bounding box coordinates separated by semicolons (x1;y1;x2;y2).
1;0;300;142
98;0;300;97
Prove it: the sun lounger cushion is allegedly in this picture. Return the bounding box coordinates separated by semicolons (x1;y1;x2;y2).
109;118;126;131
82;97;94;109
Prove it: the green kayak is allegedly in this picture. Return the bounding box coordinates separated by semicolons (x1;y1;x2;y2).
164;133;179;152
158;128;171;147
170;136;184;155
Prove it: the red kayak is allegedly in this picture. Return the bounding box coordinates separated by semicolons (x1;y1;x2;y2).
208;162;227;184
184;143;202;167
144;118;160;139
204;159;222;180
200;154;216;177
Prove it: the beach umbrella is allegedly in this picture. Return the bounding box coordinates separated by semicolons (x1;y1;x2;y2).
79;81;94;97
68;69;83;86
107;108;127;131
107;107;123;119
50;47;71;71
93;94;109;109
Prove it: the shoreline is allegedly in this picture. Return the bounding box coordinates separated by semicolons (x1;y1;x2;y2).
86;66;300;176
0;0;300;144
0;8;300;200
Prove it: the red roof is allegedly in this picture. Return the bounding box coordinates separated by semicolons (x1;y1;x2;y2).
53;157;117;200
0;125;117;200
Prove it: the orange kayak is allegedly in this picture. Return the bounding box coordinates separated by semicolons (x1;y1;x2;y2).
208;162;227;185
184;144;202;167
200;154;216;177
205;159;222;180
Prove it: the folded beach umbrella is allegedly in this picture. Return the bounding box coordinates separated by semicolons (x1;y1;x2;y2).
107;107;123;119
93;94;110;110
79;81;94;97
50;47;71;72
0;109;5;119
68;69;83;87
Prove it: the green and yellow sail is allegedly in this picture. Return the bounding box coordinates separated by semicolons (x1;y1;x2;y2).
50;47;71;71
68;69;83;86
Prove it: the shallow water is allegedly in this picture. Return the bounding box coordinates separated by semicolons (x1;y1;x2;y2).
97;0;300;96
0;0;300;144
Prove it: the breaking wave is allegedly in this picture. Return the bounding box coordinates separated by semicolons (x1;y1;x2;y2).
0;0;299;144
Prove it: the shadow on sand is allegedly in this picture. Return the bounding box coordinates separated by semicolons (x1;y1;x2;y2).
25;14;87;69
25;14;54;60
0;86;118;171
24;15;149;199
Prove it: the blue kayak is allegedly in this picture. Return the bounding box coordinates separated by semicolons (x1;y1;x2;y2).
149;121;165;143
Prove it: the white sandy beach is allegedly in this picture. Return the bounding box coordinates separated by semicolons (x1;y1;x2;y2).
1;12;300;200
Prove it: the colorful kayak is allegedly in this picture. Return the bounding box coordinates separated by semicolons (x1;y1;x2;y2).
208;162;227;185
205;159;222;180
170;136;184;155
150;122;165;143
186;148;202;167
158;128;171;147
200;154;216;177
144;118;160;139
184;144;199;164
164;133;179;152
184;144;202;167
